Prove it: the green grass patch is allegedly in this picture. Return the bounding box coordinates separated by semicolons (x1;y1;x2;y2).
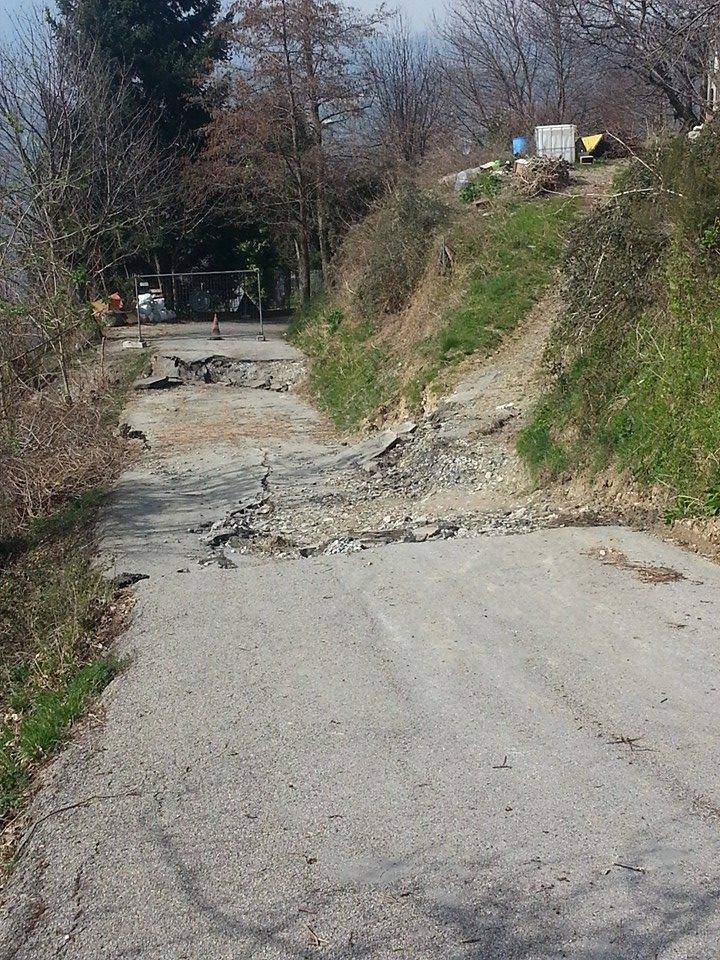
437;198;576;361
517;392;571;479
0;535;121;828
292;185;577;429
292;301;396;428
408;197;578;403
518;126;720;517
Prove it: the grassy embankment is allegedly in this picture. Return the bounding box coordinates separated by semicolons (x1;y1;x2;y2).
0;350;147;841
290;178;578;430
518;126;720;520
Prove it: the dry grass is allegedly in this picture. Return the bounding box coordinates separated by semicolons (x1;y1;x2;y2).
0;346;146;865
586;547;686;584
0;350;148;544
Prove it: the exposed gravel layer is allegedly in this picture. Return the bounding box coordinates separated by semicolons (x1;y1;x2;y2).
195;400;607;566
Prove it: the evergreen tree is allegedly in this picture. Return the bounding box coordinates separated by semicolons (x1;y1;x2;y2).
55;0;229;141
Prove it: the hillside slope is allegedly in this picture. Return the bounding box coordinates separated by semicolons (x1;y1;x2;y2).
518;124;720;533
290;175;579;430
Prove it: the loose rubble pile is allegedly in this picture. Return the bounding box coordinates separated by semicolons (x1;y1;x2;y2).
195;403;606;567
514;158;571;197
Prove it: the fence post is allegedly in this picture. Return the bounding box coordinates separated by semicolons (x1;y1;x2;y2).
134;276;143;343
257;269;265;341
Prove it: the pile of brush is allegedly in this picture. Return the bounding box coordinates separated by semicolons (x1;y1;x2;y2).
514;157;571;197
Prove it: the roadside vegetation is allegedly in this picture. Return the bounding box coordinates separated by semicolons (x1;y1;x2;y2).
518;123;720;520
291;179;577;428
0;351;147;850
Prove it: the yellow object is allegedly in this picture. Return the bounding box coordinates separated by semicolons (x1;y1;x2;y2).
582;134;603;154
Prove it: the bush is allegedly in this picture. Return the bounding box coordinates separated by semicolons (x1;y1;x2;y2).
351;180;450;319
459;175;502;204
0;349;148;544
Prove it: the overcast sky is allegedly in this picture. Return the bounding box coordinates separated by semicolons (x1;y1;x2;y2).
360;0;439;24
0;0;441;37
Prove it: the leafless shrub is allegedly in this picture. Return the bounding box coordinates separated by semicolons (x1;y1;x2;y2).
0;14;172;402
0;362;129;540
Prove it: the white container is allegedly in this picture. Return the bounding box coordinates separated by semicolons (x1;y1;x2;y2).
535;124;577;163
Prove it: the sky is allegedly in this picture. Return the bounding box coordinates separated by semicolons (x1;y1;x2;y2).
0;0;441;37
359;0;439;24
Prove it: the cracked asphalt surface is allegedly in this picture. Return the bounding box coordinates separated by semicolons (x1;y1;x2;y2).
1;324;719;959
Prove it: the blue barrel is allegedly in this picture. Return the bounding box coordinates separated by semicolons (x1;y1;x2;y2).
512;137;529;157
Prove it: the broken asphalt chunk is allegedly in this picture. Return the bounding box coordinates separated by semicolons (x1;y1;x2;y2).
133;375;183;391
201;525;241;547
111;572;150;590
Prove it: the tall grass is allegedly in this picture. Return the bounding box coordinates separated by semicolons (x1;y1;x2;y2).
0;351;144;843
0;535;121;825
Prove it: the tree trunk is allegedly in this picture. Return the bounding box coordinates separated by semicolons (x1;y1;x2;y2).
281;2;314;304
294;232;311;304
301;21;331;287
309;101;330;286
316;185;330;289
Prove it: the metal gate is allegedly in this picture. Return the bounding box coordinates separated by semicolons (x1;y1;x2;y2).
133;269;265;339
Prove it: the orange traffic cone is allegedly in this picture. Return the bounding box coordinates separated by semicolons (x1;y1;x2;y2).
211;313;221;338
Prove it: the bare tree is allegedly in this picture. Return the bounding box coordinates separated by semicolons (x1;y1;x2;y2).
363;15;445;167
200;0;385;299
529;0;586;121
571;0;719;127
444;0;545;144
0;15;172;406
442;0;672;146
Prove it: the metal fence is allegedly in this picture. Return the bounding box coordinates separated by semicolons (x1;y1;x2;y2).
133;269;265;339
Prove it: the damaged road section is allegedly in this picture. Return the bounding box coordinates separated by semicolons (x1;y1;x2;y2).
134;353;304;392
196;411;610;567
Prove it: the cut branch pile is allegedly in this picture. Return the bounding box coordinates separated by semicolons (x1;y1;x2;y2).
514;158;571;198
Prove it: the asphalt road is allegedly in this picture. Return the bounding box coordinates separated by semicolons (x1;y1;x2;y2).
2;327;719;959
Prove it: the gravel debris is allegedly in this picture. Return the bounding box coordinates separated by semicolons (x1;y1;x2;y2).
198;400;608;565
